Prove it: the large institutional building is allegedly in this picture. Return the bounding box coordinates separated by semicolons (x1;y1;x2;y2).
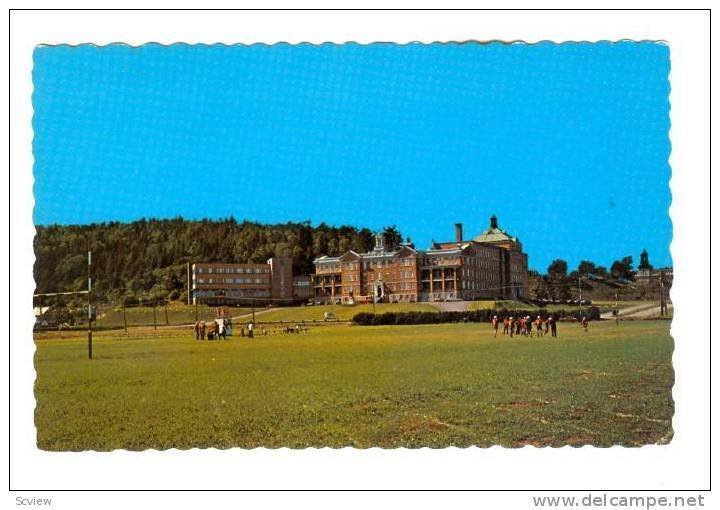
191;257;313;305
312;216;529;304
192;216;529;305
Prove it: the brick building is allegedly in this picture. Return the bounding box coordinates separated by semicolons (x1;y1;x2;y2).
312;216;529;304
192;256;308;304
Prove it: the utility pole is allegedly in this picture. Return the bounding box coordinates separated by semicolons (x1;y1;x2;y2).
164;301;169;325
578;276;582;313
660;271;667;317
187;262;191;305
251;298;256;324
87;243;93;360
194;294;198;323
615;291;619;326
122;299;127;333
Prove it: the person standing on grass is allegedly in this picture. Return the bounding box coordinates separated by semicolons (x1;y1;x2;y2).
508;316;515;338
248;321;254;338
503;316;509;336
545;315;552;337
491;315;499;337
535;315;543;337
550;315;557;337
581;316;589;333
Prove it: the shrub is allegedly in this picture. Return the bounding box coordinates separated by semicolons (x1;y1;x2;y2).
352;306;600;326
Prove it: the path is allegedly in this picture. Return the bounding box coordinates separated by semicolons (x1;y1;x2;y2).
622;304;673;319
433;301;472;312
600;302;658;320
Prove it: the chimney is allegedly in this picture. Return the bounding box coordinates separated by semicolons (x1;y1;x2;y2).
455;223;463;243
490;215;498;229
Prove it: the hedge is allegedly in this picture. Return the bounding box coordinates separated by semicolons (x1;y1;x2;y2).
352;307;600;326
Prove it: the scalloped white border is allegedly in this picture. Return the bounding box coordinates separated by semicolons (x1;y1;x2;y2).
8;8;710;502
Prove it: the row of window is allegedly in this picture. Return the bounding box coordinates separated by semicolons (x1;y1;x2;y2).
196;267;270;274
421;257;461;266
356;282;416;293
321;257;418;272
421;269;458;279
398;269;415;279
464;256;500;269
462;280;490;290
195;289;271;298
196;278;267;285
364;259;396;269
461;267;500;282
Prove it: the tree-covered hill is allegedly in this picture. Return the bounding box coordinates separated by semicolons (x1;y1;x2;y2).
34;218;400;304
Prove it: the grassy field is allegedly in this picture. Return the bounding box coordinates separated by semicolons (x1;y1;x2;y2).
250;302;439;323
98;304;253;328
34;319;673;450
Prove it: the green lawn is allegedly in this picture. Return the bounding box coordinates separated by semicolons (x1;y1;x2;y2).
99;304;253;328
250;302;439;323
34;320;673;450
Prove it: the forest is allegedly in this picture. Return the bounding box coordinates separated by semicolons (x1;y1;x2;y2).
34;217;403;304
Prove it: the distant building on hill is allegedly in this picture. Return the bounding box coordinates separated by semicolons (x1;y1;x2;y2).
312;215;529;304
192;256;306;305
635;267;673;287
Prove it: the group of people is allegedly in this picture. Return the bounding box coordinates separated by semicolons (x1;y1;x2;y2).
490;314;592;338
194;319;228;340
194;320;273;340
491;314;558;338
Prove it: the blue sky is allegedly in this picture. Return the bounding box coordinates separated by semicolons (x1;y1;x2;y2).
33;42;671;271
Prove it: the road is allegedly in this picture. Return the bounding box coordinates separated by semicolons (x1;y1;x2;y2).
433;301;471;312
622;304;673;319
600;302;672;320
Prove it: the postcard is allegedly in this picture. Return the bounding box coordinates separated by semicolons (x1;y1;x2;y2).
32;41;673;451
